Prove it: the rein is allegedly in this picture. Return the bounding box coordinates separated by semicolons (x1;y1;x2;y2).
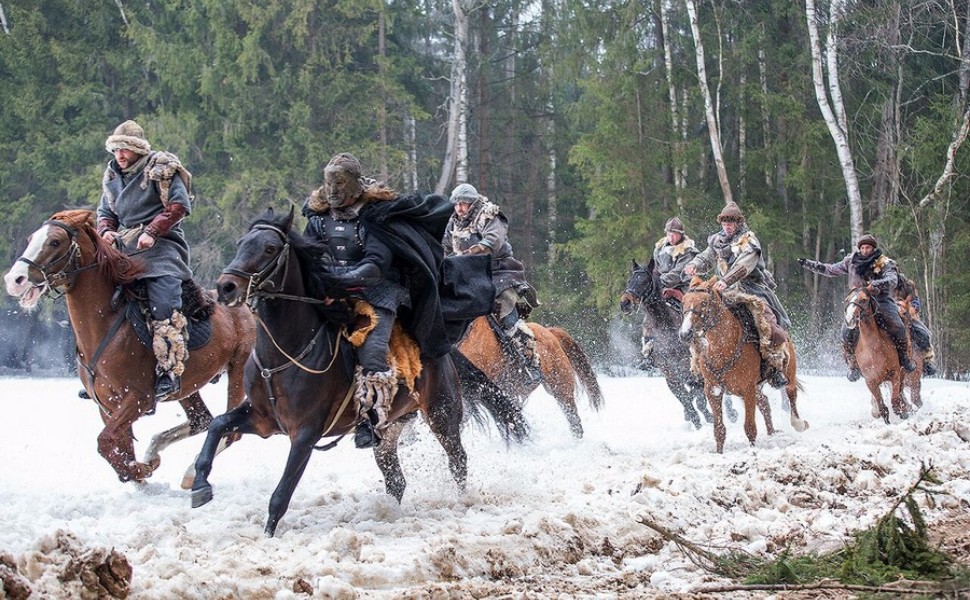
231;222;354;447
16;220;92;298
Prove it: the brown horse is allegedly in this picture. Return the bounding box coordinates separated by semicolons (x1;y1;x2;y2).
844;287;916;422
3;210;255;483
679;277;808;453
898;298;924;411
458;316;604;438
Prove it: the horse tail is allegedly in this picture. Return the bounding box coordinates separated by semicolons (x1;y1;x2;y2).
547;327;605;412
449;349;530;445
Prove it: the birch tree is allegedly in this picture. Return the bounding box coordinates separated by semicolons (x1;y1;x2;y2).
0;3;9;34
684;0;733;205
805;0;864;241
659;0;686;209
436;0;471;194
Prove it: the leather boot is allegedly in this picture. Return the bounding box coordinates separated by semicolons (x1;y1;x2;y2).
766;323;789;388
354;410;381;449
921;348;937;377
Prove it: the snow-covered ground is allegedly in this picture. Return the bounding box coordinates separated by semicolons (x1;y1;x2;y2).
0;374;967;598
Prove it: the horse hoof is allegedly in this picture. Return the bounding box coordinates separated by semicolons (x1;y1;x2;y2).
191;485;213;508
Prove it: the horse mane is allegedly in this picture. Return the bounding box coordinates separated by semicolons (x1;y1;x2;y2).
49;209;145;285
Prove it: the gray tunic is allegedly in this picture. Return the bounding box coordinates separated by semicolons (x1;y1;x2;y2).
443;199;527;295
803;253;899;293
653;235;699;291
97;153;192;281
688;226;791;329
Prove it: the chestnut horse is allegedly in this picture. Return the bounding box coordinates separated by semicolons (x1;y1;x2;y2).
458;316;604;438
194;208;529;536
679;278;808;453
619;259;738;429
3;210;255;483
844;287;917;422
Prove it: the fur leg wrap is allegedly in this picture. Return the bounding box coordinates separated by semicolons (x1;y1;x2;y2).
510;321;541;372
354;365;398;430
151;311;188;377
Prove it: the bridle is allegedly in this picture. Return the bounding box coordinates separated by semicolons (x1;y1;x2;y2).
16;219;90;298
844;288;872;328
682;286;721;334
220;223;295;308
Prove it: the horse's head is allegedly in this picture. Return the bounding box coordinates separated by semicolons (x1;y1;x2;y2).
678;276;722;341
844;287;873;330
217;206;296;306
4;210;97;309
619;258;660;314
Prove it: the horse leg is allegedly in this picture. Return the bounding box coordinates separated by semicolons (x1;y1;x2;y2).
755;388;775;436
866;380;890;423
191;403;255;508
891;376;909;420
666;376;701;429
741;388;759;446
541;354;584;439
142;392;213;472
264;427;319;538
374;416;411;502
706;387;727;453
722;393;739;423
423;357;468;492
96;397;154;483
783;379;809;433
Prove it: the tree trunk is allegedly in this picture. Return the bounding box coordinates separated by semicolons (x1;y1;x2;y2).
406;113;417;191
0;2;10;34
685;0;734;205
378;5;388;182
805;0;864;241
659;0;685;209
759;38;772;188
436;0;471;193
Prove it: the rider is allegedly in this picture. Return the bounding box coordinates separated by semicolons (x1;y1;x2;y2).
798;234;918;380
97;119;193;401
684;201;792;389
442;183;541;382
893;273;938;376
303;152;452;449
640;216;699;366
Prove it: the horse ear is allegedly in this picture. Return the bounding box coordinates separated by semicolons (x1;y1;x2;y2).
631;258;639;270
282;205;295;230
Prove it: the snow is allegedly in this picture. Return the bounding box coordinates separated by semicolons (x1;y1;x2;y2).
0;374;968;598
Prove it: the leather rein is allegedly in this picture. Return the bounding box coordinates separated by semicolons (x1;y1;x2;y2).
221;223;353;448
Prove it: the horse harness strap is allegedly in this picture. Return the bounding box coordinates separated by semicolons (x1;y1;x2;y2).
77;307;131;418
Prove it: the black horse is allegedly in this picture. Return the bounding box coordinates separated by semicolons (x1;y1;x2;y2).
619;259;737;428
191;207;529;536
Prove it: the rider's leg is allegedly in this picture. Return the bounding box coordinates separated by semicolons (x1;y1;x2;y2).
909;318;937;376
874;296;916;373
841;324;861;381
759;304;790;389
496;288;542;383
146;276;188;402
353;306;397;449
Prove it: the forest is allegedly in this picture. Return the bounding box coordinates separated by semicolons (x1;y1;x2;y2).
0;0;967;377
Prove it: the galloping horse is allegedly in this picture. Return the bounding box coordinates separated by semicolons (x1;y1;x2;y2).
458;316;604;438
844;287;916;423
679;277;808;453
619;259;738;428
193;208;529;536
3;210;255;483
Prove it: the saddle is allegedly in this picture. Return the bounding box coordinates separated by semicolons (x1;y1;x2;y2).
344;299;422;394
122;279;216;351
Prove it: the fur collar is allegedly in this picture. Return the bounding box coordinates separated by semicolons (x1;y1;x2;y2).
306;183;398;214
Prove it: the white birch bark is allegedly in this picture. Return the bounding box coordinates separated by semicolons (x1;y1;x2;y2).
659;0;685;208
406;113;418;191
738;70;747;200
759;40;772;188
113;0;129;26
0;2;10;34
685;0;733;204
805;0;864;240
436;0;470;193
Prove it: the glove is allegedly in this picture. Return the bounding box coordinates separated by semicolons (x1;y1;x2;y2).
797;258;811;268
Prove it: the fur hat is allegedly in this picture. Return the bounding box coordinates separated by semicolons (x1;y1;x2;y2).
857;234;878;250
664;217;685;234
324;152;362;177
450;183;480;204
717;201;745;223
105;120;151;155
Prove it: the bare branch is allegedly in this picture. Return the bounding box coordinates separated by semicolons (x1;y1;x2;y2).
918;108;970;207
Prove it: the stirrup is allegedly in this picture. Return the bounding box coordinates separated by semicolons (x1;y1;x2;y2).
354;418;381;449
900;358;917;373
154;373;180;401
767;370;788;389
